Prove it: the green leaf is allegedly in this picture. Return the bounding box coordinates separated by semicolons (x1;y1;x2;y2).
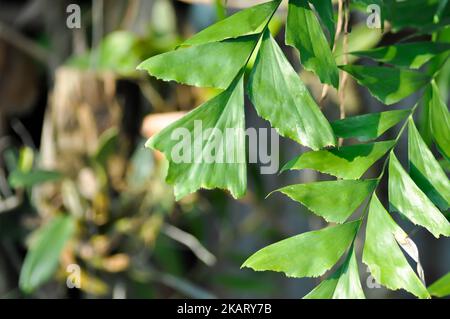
248;30;335;150
286;0;339;88
363;195;430;299
9;169;62;188
408;118;450;211
435;0;449;22
67;31;145;75
274;179;377;223
351;42;450;69
242;221;360;278
282;141;395;180
137;35;258;89
428;272;450;298
305;246;365;299
340;65;431;105
388;153;450;238
385;0;448;32
146;76;246;200
19;215;76;293
428;82;450;159
182;0;281;46
308;0;335;46
331;110;411;142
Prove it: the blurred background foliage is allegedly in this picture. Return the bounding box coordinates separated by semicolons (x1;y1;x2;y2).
0;0;449;299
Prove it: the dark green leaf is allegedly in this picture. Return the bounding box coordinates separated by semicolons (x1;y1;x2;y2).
408;118;450;211
19;215;76;293
242;221;360;278
389;153;450;238
146;76;246;200
305;246;365;299
282;141;395;180
183;0;281;46
351;42;450;69
363;195;430;299
435;0;449;22
331;110;411;141
340;65;431;105
428;272;450;298
275;179;377;223
308;0;335;45
9;170;62;188
385;0;448;32
428;82;450;159
248;30;335;150
286;0;339;88
137;35;258;89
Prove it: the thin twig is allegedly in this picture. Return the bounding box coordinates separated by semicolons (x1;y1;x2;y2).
162;223;217;266
0;22;49;65
337;0;350;146
91;0;104;69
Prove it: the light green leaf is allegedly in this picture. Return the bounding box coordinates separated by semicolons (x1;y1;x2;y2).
67;31;145;75
428;272;450;298
388;153;450;238
146;76;246;200
137;35;257;89
282;141;395;180
331;110;411;142
303;271;340;299
286;0;339;88
305;246;365;299
248;30;335;150
331;247;365;299
351;42;450;69
308;0;335;45
183;0;281;46
428;82;450;159
363;195;430;299
9;169;62;188
242;221;360;278
275;179;377;223
19;215;76;293
334;23;383;65
340;65;431;105
408;118;450;211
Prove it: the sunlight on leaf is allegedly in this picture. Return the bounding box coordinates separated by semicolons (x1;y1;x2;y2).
138;35;258;89
363;195;430;299
146;76;246;200
248;30;335;150
286;0;339;88
274;179;377;223
282;141;395;179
